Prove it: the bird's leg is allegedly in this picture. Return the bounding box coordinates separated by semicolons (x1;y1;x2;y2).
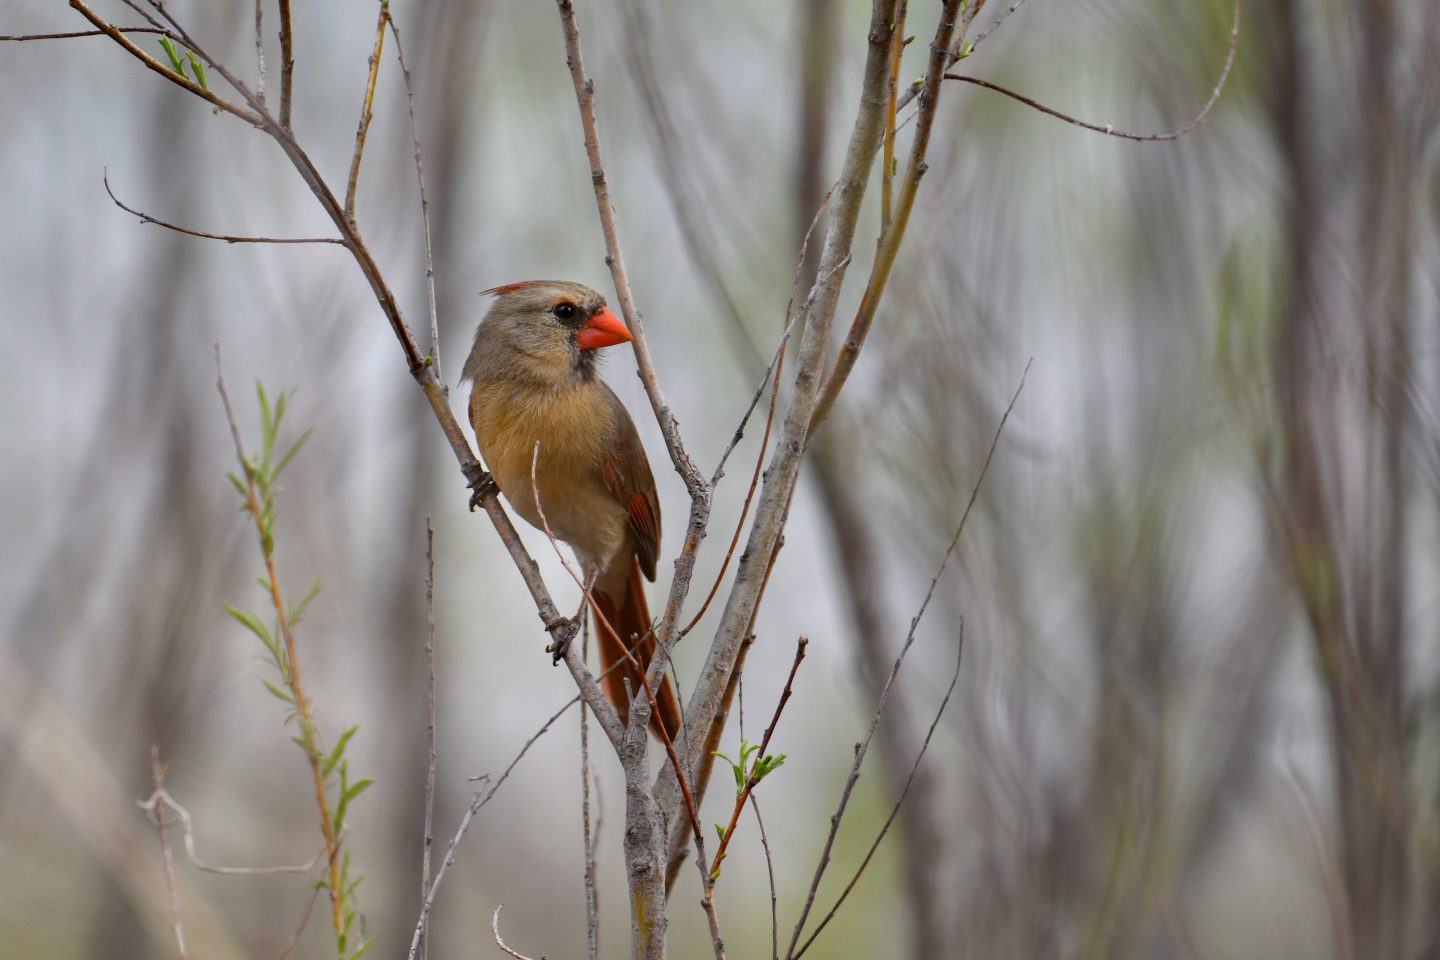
545;576;594;665
463;459;497;511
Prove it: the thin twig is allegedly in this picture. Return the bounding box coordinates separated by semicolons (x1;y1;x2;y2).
408;789;486;960
791;622;964;959
274;888;320;960
419;520;439;960
0;25;173;40
492;905;546;960
385;10;442;381
945;0;1239;142
786;362;1029;959
970;0;1030;48
344;3;388;223
105;171;343;245
751;794;779;960
146;746;189;960
580;617;599;960
277;0;294;128
137;785;327;876
708;637;808;877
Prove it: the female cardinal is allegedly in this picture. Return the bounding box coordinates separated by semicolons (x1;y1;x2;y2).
463;280;682;740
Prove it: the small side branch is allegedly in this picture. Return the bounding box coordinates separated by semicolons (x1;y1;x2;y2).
945;0;1239;143
419;520;439;960
0;25;173;41
492;905;547;960
344;4;388;223
105;171;344;245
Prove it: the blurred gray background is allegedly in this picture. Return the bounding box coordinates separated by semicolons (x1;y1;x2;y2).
2;0;1438;958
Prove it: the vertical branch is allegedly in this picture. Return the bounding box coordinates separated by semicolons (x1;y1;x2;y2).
277;0;295;128
581;620;599;960
253;0;265;101
385;10;443;381
148;746;190;960
810;0;966;430
880;0;908;229
419;520;438;960
344;4;388;224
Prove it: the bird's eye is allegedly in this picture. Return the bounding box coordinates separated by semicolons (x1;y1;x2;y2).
553;303;578;322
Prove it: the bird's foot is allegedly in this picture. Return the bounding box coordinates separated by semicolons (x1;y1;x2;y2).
465;462;497;511
545;615;578;664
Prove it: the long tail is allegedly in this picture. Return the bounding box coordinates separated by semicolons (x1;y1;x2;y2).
591;557;682;741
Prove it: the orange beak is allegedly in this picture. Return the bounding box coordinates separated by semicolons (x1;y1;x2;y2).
576;307;633;351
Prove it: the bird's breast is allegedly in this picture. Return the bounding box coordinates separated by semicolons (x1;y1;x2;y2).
469;381;628;572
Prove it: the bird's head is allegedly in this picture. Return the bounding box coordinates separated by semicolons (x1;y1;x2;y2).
463;280;632;386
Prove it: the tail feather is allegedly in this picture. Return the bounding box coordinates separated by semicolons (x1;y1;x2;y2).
592;557;683;740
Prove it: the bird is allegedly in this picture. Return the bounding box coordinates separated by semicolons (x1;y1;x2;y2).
462;280;682;740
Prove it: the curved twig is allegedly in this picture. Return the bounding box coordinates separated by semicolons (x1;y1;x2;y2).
105;170;344;245
491;905;545;960
945;0;1239;143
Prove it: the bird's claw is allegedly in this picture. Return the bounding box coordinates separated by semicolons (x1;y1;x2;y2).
545;615;578;664
465;464;497;512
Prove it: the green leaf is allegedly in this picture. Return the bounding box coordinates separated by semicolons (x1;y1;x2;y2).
351;936;373;960
187;51;207;90
261;679;295;704
158;37;185;75
228;471;248;497
289;578;322;627
323;725;358;777
714;823;726;844
345;778;373;802
274;427;313;480
224;603;273;647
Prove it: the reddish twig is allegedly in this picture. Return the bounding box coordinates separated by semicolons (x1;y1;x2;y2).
708;637;808;878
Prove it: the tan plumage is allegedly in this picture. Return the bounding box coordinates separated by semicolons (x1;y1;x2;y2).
463;280;681;739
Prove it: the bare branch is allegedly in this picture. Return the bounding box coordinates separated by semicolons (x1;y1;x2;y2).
385;10;443;381
145;746;189;960
751;794;779;960
274;889;320;960
419;520;438;960
492;905;546;960
0;25;173;41
344;4;388;223
970;0;1031;48
105;170;343;245
811;0;966;429
137;784;327;876
791;622;964;959
408;789;486;960
946;0;1239;143
253;0;265;101
655;0;899;857
786;361;1029;959
580;619;599;960
277;0;294;128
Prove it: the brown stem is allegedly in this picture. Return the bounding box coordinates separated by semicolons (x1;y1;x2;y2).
277;0;294;128
344;5;388;223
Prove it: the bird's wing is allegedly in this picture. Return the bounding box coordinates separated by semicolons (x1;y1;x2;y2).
600;387;661;581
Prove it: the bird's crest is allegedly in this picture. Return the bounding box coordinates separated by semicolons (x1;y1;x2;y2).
481;280;544;297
